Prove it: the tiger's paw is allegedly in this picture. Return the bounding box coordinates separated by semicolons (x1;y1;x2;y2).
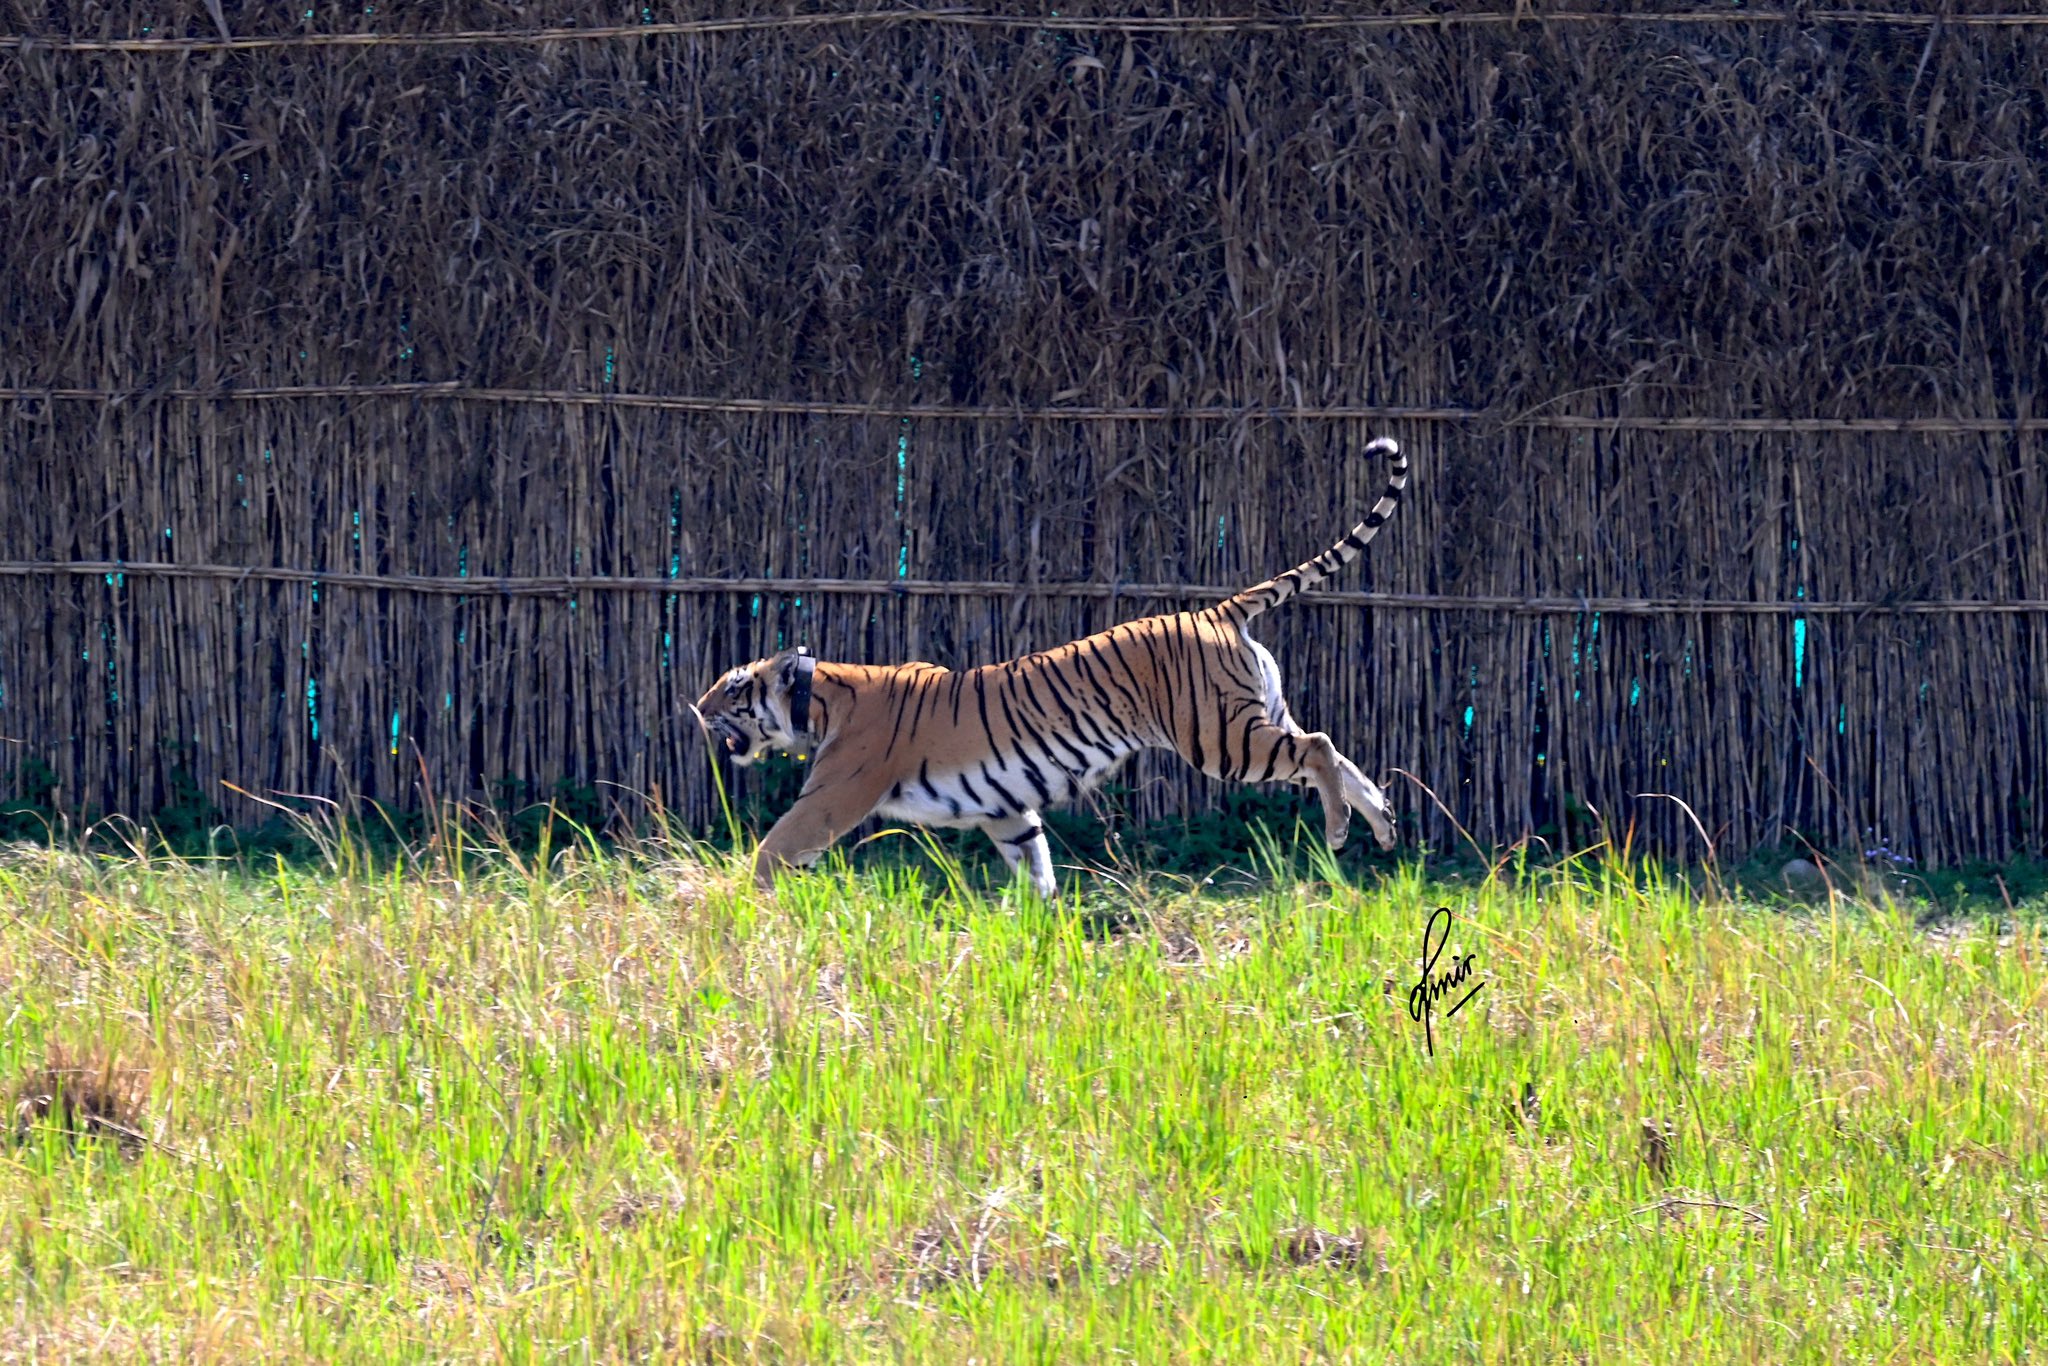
1357;779;1397;850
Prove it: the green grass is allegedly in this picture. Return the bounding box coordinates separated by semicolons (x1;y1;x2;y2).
2;831;2044;1363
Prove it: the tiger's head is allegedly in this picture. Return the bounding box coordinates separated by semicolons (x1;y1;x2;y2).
693;650;817;766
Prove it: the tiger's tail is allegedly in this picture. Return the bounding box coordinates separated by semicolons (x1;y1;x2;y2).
1217;437;1409;620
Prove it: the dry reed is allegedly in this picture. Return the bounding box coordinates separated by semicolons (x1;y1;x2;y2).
0;3;2042;863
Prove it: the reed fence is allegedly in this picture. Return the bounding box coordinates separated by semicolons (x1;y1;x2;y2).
2;2;2043;864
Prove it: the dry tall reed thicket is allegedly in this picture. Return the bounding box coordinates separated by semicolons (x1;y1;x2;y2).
1;2;2043;864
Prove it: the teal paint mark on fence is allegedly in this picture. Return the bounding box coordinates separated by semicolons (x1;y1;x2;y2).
444;693;453;710
307;678;320;741
751;595;761;618
1584;612;1600;698
390;711;401;756
1463;705;1474;732
1793;580;1808;688
896;421;911;578
1217;514;1227;551
1630;678;1641;706
1839;704;1847;734
1572;614;1596;700
604;347;616;387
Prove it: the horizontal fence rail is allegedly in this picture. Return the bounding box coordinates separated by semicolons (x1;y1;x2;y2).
4;387;2042;434
8;563;2048;617
7;8;2048;53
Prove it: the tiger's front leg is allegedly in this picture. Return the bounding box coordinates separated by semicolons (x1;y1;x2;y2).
981;812;1058;900
751;773;891;894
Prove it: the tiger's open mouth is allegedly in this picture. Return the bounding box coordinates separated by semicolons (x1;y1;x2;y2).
709;717;756;761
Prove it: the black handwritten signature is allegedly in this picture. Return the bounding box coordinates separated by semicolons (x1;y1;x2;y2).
1408;906;1484;1057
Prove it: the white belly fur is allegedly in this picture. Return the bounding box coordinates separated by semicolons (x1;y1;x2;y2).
871;744;1140;827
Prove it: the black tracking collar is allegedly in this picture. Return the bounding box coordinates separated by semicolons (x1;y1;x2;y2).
788;647;816;736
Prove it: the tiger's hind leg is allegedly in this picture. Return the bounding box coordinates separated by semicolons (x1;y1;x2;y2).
1208;722;1359;850
1330;752;1397;850
982;812;1058;899
1239;639;1396;850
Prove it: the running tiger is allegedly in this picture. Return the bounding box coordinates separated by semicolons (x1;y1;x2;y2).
695;437;1410;896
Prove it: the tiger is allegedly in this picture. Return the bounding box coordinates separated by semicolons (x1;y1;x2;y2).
694;436;1409;897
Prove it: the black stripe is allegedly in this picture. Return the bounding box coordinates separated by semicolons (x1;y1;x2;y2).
1070;648;1126;712
884;679;919;757
973;672;1001;755
993;688;1059;804
1038;665;1119;751
979;766;1024;814
1099;632;1153;718
1132;627;1173;731
1040;667;1122;765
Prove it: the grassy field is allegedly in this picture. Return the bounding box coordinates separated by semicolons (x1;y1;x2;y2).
2;829;2044;1363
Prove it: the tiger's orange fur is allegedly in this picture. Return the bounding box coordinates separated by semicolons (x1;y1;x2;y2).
695;437;1410;895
